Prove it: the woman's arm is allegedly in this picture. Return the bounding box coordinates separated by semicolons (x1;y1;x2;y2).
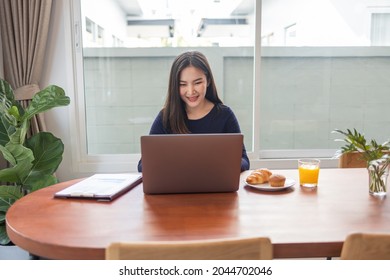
223;107;250;171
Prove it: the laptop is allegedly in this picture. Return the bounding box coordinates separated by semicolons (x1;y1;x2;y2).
140;133;243;194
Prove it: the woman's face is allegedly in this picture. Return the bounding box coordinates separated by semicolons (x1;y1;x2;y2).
179;66;208;110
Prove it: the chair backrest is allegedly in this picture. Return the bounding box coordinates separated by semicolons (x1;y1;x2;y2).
338;152;366;168
106;237;273;260
340;233;390;260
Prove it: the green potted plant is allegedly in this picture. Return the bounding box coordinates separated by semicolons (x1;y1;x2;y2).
332;128;390;196
0;78;70;245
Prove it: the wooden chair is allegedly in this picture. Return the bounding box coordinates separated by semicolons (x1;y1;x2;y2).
338;152;366;168
106;237;273;260
340;233;390;260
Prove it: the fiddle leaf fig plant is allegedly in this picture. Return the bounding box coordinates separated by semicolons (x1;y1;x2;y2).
0;78;70;245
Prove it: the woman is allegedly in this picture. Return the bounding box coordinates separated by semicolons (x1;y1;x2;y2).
138;51;250;172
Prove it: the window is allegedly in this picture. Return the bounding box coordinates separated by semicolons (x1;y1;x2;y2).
84;17;95;43
284;23;297;46
371;13;390;46
73;0;256;172
72;0;390;172
97;25;104;46
261;32;274;46
85;17;93;33
259;0;390;162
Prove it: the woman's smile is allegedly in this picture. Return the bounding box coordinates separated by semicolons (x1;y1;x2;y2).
186;94;199;103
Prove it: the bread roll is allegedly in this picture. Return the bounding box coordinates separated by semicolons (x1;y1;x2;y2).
246;168;272;184
269;174;286;187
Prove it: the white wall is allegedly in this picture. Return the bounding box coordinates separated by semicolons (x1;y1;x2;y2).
81;0;127;47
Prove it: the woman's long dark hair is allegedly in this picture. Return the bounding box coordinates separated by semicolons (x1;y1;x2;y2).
162;51;223;133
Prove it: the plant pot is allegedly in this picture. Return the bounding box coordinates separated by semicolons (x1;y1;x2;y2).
368;162;389;197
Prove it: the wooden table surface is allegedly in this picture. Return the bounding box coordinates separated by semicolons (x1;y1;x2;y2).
6;168;390;260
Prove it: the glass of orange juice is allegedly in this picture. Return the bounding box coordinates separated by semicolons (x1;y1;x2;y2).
298;159;320;188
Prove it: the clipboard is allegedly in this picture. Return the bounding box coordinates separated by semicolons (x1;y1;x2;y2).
54;173;142;201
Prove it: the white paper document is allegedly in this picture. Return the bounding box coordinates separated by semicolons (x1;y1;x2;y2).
54;173;142;201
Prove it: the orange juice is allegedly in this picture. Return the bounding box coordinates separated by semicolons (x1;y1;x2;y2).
298;159;320;187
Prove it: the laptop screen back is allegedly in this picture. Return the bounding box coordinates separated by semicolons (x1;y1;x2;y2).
140;134;243;194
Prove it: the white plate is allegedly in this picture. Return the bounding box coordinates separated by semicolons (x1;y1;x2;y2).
245;178;296;192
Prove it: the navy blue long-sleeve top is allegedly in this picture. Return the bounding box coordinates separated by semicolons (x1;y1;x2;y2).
137;104;250;172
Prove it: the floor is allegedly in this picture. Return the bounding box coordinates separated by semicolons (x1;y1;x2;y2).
0;245;30;260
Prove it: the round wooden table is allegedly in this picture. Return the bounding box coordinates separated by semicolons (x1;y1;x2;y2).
6;169;390;259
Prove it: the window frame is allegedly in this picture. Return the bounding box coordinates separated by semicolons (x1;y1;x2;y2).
69;0;340;173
